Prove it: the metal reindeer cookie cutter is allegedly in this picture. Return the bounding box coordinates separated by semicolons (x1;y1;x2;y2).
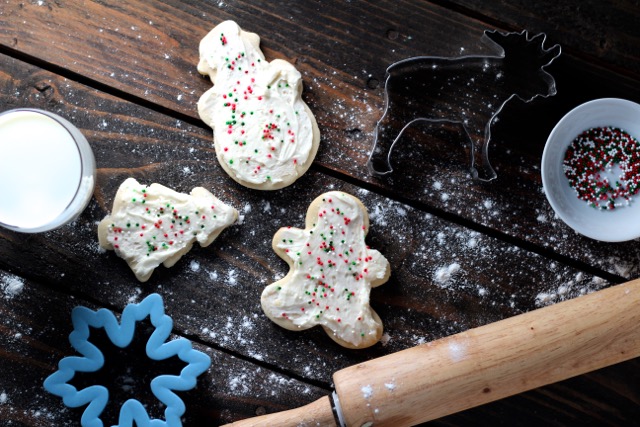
43;293;211;427
367;30;561;181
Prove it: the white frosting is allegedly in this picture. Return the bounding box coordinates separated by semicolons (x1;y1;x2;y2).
197;20;317;188
261;191;390;348
98;178;237;282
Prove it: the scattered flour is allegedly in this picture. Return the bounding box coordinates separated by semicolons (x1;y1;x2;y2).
448;341;466;362
127;287;142;304
369;199;410;228
535;275;607;307
611;260;632;278
228;371;251;394
1;273;24;299
223;365;312;399
433;263;461;287
393;205;407;217
190;260;201;273
369;204;388;227
380;332;391;346
361;384;373;400
227;269;237;285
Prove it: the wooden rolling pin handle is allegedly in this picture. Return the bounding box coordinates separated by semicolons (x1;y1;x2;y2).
334;278;640;426
224;395;336;427
224;279;640;427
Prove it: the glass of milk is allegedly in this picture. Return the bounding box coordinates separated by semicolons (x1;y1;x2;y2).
0;109;96;233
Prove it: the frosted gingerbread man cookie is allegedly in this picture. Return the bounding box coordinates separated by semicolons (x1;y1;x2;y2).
196;20;320;190
98;178;238;282
261;191;391;348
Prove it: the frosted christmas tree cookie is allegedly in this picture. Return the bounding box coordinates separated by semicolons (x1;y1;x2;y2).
261;191;391;348
98;178;237;282
197;20;320;190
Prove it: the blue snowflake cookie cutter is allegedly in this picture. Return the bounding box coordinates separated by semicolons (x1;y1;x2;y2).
43;293;211;427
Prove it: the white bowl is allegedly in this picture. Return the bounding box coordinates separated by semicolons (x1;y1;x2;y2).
541;98;640;242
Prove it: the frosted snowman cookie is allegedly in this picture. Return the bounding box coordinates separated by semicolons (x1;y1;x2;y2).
98;178;237;282
197;20;320;190
261;191;391;348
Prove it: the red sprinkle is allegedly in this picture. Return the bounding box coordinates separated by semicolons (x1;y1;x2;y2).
563;126;640;210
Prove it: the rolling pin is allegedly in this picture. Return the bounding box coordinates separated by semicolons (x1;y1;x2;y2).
224;278;640;427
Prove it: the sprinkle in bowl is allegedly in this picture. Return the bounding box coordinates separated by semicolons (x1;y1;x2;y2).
541;98;640;242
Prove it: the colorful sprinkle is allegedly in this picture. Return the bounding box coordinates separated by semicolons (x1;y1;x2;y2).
563;126;640;210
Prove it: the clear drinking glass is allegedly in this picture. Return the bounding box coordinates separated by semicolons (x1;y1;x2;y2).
0;108;96;232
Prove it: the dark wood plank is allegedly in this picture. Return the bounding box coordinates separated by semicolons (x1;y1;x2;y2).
436;362;640;426
2;52;638;425
0;268;329;426
0;0;497;117
1;2;640;425
1;261;637;427
354;54;640;280
444;0;640;77
0;51;611;376
2;0;639;281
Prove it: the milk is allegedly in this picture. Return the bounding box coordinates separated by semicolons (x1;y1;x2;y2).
0;109;95;232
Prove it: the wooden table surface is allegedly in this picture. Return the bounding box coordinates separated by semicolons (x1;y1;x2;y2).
1;1;639;426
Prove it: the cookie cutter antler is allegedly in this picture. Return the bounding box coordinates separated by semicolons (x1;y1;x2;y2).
43;293;211;427
367;30;561;181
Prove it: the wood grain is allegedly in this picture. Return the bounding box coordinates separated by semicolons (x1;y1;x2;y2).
1;0;639;280
334;279;640;426
224;279;640;426
0;268;329;426
445;0;640;77
0;1;639;425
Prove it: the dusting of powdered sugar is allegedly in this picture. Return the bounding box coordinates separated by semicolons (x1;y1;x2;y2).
448;340;467;362
1;273;24;299
535;274;607;307
221;365;313;399
433;263;461;287
189;260;201;273
361;385;373;400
